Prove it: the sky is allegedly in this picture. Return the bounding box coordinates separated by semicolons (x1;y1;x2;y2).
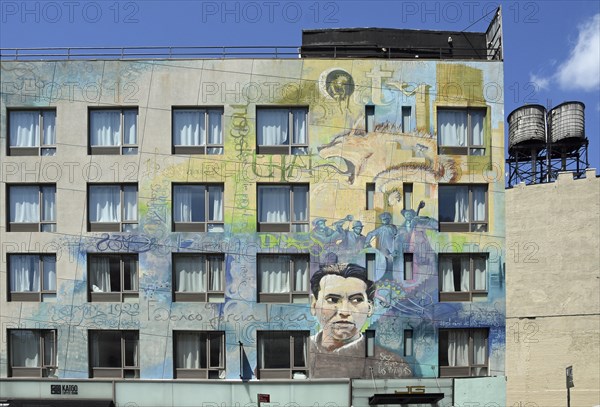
1;0;599;176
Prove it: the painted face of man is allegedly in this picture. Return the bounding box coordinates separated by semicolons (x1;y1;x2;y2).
381;214;392;224
311;274;373;348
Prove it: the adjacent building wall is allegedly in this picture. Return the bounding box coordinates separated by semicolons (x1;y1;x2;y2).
506;170;600;407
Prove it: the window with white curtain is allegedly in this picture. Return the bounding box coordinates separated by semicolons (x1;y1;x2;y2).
88;184;138;232
88;254;138;302
9;329;56;378
403;329;413;357
174;331;225;379
439;184;488;232
9;110;56;156
172;108;223;154
172;254;224;302
365;105;375;132
8;184;56;232
437;108;486;155
258;254;309;303
403;183;413;210
89;330;139;378
439;254;488;301
404;253;414;280
256;107;308;155
366;183;375;210
89;108;138;155
257;331;309;379
172;184;224;232
401;106;412;133
439;328;488;377
257;184;308;232
8;254;56;302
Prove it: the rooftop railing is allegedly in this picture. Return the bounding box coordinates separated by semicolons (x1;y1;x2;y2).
0;46;301;61
0;45;500;61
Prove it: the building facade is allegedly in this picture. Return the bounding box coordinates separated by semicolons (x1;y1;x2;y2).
0;24;506;406
506;170;600;407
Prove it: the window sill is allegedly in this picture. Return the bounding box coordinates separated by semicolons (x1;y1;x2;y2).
439;291;487;302
91;368;140;379
10;367;57;378
439;366;488;377
8;147;45;156
89;223;138;232
9;223;42;232
9;292;56;302
438;147;486;156
258;369;309;380
258;223;291;233
173;292;225;302
259;293;309;303
90;292;139;302
175;369;224;379
257;146;293;155
256;146;309;155
439;223;488;233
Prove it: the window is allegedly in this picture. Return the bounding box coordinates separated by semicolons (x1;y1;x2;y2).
402;106;411;132
256;107;308;154
257;184;308;232
8;254;56;302
88;184;138;232
89;108;137;155
172;184;224;232
258;254;309;303
8;109;56;156
88;254;138;302
174;331;225;379
366;183;375;210
257;331;309;379
437;108;485;155
403;183;413;210
89;330;139;378
439;184;487;232
439;328;488;377
365;105;375;132
8;329;56;378
173;254;224;302
439;254;487;301
365;330;375;357
365;253;376;280
8;184;56;232
404;329;413;357
172;108;223;154
404;253;413;280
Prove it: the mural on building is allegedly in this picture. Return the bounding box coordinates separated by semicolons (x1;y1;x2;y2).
0;58;505;381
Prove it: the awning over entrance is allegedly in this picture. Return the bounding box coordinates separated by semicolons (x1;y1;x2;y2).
3;399;114;407
368;393;445;405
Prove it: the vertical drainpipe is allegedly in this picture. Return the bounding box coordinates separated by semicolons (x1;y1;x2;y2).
112;380;116;405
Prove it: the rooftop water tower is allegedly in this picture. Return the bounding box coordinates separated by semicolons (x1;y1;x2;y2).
506;105;548;186
506;101;589;187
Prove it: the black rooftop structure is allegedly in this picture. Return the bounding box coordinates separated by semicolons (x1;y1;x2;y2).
301;7;502;60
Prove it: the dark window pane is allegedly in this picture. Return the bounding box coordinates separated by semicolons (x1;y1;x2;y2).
92;331;122;367
262;332;290;369
123;332;138;367
293;334;306;367
209;334;221;368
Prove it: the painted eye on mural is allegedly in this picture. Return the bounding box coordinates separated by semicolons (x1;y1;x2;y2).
349;295;364;304
325;296;341;304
